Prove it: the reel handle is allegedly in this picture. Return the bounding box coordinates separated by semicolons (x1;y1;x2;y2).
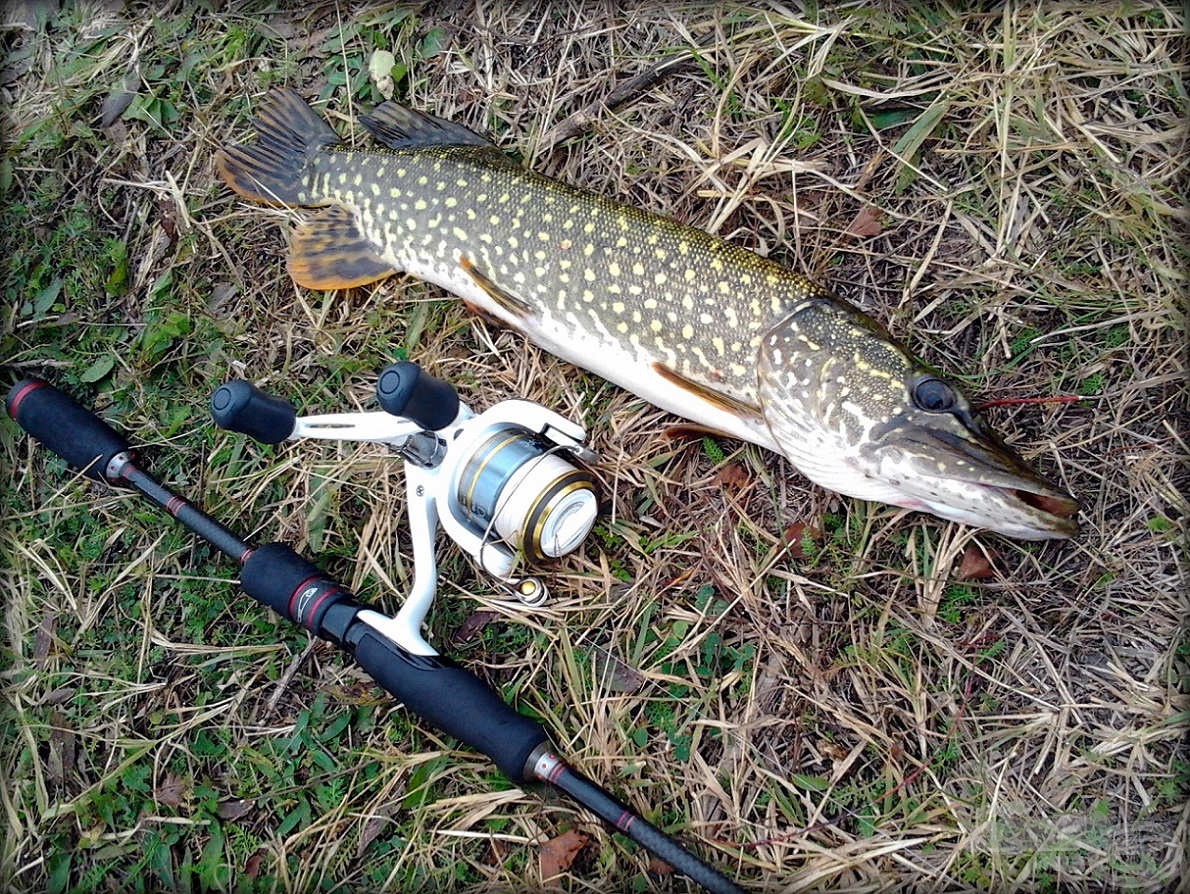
6;378;132;482
376;361;459;430
210;380;297;444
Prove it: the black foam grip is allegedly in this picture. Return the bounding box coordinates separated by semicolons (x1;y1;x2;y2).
6;378;132;481
240;542;348;632
210;380;296;444
376;361;459;430
350;627;548;783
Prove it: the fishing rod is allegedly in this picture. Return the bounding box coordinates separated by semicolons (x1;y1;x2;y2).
6;374;743;894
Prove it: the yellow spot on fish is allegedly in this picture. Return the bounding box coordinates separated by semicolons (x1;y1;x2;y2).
583;221;595;234
452;227;467;240
415;199;428;211
616;322;629;333
682;324;694;339
632;262;644;276
389;188;401;198
615;236;627;248
654;273;667;285
651;320;663;333
612;302;625;313
608;262;621;276
445;197;457;207
456;178;468;187
538;232;550;242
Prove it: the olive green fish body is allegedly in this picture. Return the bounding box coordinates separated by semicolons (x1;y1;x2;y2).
217;90;1079;539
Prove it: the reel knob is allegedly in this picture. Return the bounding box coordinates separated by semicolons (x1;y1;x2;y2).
377;361;459;431
210;380;297;444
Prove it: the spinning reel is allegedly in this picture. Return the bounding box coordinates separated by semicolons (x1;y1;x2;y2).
209;361;600;656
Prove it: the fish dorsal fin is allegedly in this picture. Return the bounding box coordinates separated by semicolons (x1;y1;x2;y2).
651;362;764;423
360;101;495;150
288;205;396;290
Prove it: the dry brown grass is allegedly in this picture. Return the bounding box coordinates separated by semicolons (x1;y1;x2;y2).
1;2;1186;891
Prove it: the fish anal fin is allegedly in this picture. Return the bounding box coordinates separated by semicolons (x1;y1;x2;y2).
360;101;494;150
460;256;534;320
288;206;396;290
651;362;764;423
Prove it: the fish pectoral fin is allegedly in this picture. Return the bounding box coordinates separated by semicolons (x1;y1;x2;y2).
651;362;764;423
360;101;496;150
460;256;534;320
288;205;396;290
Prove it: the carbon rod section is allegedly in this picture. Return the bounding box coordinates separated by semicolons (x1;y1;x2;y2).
540;757;742;894
118;465;253;562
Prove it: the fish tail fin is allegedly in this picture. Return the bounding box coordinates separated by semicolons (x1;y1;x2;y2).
215;89;338;205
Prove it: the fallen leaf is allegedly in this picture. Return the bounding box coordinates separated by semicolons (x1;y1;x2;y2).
216;798;254;821
451;610;500;645
244;850;265;880
647;855;675;876
819;739;849;761
155;772;188;808
356;803;398;857
34;613;55;664
47;710;75;789
712;463;750;490
846;205;883;238
100;89;135;128
539;829;591;881
956;545;996;580
484;837;510;866
592;651;647;693
782;521;823;559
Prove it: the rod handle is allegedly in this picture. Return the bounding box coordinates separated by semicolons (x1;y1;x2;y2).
376;361;459;430
210;380;296;444
349;626;548;783
6;378;132;482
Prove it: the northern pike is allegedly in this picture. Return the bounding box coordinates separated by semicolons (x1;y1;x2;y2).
216;89;1079;540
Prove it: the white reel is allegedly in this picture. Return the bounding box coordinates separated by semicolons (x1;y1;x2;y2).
210;362;600;656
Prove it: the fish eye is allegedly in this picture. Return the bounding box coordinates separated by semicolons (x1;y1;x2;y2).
912;376;956;412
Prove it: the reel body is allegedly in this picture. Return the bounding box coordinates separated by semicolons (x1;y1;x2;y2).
210;363;599;656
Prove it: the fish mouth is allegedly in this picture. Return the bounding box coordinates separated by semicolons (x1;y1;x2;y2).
974;482;1080;539
899;427;1080;540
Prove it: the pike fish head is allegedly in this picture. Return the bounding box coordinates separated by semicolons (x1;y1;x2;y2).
756;298;1079;540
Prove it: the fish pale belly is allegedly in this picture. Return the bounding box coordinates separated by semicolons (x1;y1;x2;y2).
394;245;780;450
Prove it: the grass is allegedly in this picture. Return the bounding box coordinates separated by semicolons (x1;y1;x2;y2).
2;1;1187;891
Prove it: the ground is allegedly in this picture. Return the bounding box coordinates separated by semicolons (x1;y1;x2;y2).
0;2;1186;892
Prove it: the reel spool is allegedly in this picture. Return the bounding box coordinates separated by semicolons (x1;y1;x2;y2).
454;425;597;562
